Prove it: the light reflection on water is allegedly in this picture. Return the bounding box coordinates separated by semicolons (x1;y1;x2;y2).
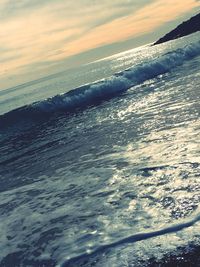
0;48;200;267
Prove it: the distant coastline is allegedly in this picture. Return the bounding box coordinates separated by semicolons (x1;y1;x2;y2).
154;12;200;45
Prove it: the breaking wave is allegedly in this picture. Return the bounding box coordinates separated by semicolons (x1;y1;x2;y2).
1;40;200;129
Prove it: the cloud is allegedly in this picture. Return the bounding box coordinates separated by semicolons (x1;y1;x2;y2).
0;0;151;75
53;0;199;60
0;0;199;83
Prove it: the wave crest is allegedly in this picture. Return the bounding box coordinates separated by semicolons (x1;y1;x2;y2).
1;40;200;129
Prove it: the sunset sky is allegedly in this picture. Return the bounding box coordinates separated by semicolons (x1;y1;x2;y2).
0;0;199;89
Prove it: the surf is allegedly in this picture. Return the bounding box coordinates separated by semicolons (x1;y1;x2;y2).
0;40;200;130
60;212;200;266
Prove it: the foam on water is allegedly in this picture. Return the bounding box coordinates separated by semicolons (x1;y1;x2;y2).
61;212;200;267
0;33;200;267
1;40;200;129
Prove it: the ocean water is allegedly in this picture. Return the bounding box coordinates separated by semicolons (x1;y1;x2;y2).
0;32;200;267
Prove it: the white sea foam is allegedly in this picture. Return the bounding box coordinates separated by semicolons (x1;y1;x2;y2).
1;40;200;128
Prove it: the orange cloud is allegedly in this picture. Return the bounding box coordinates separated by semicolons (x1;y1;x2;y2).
0;1;126;76
54;0;199;60
0;0;199;82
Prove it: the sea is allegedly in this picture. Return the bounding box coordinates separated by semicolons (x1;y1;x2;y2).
0;32;200;267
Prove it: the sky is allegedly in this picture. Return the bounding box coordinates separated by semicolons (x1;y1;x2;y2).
0;0;199;89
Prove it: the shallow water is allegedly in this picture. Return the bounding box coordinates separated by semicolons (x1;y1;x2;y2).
0;33;200;267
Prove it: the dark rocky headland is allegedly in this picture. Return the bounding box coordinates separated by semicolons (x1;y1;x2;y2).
154;12;200;45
